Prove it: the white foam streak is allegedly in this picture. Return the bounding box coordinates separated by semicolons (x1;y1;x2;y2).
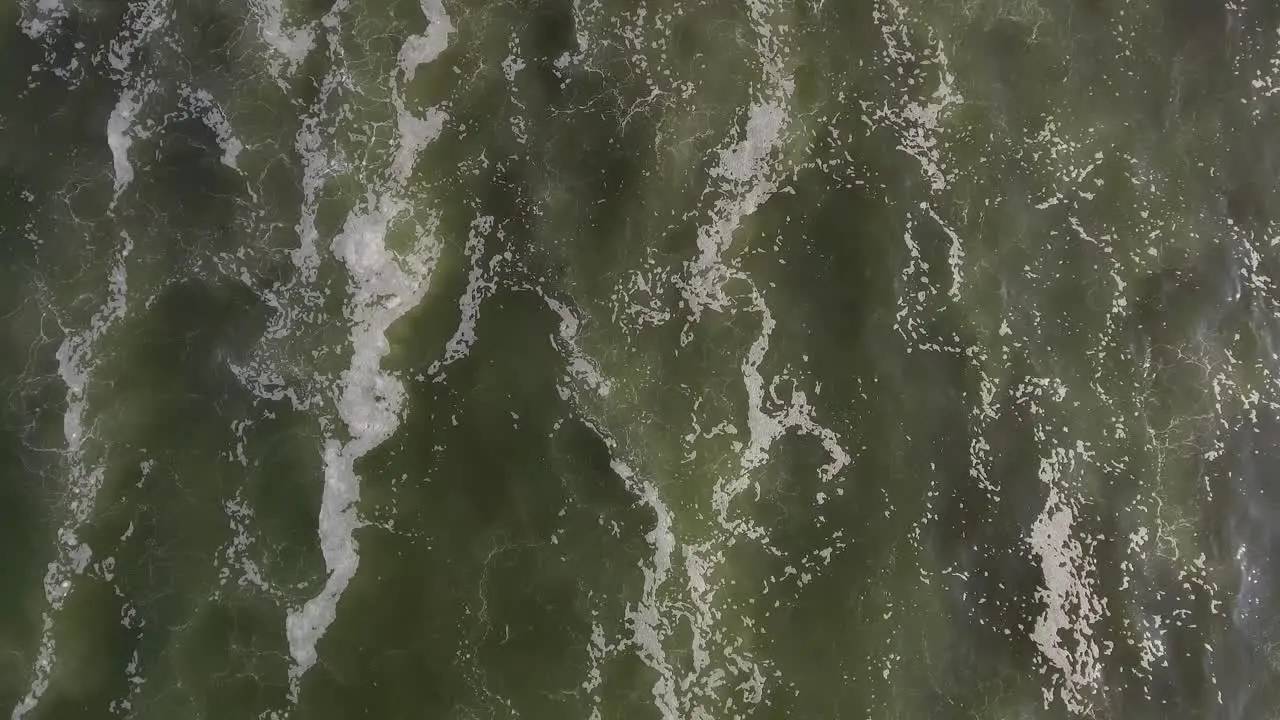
711;101;788;185
287;194;440;692
1028;451;1106;714
545;297;612;396
429;215;499;377
291;63;352;282
714;289;851;523
107;90;144;205
541;293;681;719
868;0;962;194
391;107;446;185
681;0;853;525
682;101;787;330
106;0;169;73
285;441;359;682
926;207;965;301
285;0;450;682
13;235;133;720
248;0;315;76
666;2;854;714
868;0;966;332
611;458;681;720
185;88;245;170
291;122;329;282
398;0;454;80
219;489;277;594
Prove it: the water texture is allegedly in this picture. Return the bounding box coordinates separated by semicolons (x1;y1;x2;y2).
1;0;1279;717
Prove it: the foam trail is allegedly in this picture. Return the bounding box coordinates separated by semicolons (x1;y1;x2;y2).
106;90;143;206
661;1;853;712
284;1;452;696
614;458;680;720
398;0;454;79
535;33;845;693
285;0;381;285
867;0;964;349
545;297;612;396
548;1;808;711
237;15;393;695
218;488;277;594
1028;450;1106;713
184;88;245;170
429;215;498;378
285;196;441;694
12;7;163;704
680;100;788;337
541;293;678;719
11;235;134;720
714;289;850;524
291;121;334;282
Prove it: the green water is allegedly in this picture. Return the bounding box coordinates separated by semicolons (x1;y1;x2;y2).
3;0;1280;717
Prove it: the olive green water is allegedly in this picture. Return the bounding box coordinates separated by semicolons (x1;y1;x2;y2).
3;0;1280;717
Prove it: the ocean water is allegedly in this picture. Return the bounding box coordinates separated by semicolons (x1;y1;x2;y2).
3;0;1280;717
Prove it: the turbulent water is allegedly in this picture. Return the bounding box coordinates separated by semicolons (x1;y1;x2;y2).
7;0;1280;717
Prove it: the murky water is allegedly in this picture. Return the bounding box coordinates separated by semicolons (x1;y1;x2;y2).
3;0;1280;717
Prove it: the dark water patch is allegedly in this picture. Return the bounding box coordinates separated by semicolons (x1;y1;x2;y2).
464;543;596;716
519;0;576;105
928;387;1052;688
1210;409;1280;715
126;112;249;262
171;0;256;93
1161;0;1231;65
100;278;268;430
972;17;1069;134
173;599;292;719
87;281;278;601
740;168;907;344
535;101;661;300
0;29;119;217
236;405;327;597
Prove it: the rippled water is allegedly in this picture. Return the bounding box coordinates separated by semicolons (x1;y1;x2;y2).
3;0;1280;717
